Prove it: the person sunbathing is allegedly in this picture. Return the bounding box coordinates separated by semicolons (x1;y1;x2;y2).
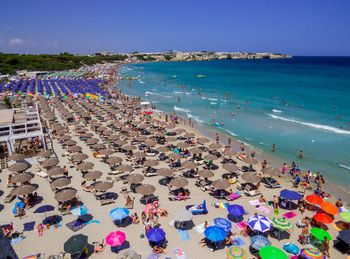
259;195;267;203
125;195;133;207
94;240;106;254
198;237;208;248
153;244;165;254
15;205;25;219
37;224;44;237
82;183;94;192
2;225;12;237
225;234;233;247
132;213;139;224
159;209;168;217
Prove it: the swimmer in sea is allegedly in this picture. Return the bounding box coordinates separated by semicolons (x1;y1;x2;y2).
299;150;303;158
220;121;224;126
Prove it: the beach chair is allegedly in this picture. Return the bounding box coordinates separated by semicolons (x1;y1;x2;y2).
4;192;16;203
244;185;261;196
186;200;207;215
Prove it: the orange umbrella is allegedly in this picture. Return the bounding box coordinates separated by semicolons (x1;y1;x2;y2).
306;194;323;205
321;202;339;215
313;213;333;224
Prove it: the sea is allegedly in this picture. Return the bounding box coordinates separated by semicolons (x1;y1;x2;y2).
115;57;350;197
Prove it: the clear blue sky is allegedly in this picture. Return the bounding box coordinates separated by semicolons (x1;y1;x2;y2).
1;0;349;55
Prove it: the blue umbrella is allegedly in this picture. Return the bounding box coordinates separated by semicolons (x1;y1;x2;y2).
204;226;227;242
227;204;245;217
109;207;129;221
146;228;166;242
247;215;272;233
214;217;232;232
71;206;88;216
280;189;302;200
251;235;271;250
34;205;55;214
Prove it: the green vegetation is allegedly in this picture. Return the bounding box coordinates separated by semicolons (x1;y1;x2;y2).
0;52;127;75
135;55;156;61
164;55;172;61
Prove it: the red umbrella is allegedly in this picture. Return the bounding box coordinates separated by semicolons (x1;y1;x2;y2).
145;111;153;115
306;194;323;205
313;213;333;224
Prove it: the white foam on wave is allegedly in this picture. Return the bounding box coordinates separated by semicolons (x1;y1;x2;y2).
173;91;183;94
272;109;283;113
208;98;218;101
210;102;217;105
224;129;237;137
267;114;350;135
174;106;191;113
186;113;204;123
146;91;171;98
139;80;145;84
339;164;350;170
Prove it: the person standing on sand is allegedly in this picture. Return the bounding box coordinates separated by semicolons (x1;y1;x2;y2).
241;143;245;152
273;195;279;209
216;133;219;142
228;137;231;148
272;144;276;152
299;150;303;158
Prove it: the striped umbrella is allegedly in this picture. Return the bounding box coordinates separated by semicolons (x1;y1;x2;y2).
271;218;293;231
226;247;247;259
247;215;272;233
300;248;325;259
250;235;271;250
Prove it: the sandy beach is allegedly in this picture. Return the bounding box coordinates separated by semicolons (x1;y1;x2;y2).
1;83;349;259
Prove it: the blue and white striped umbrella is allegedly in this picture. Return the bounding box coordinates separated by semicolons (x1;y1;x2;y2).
214;217;232;232
247;215;272;233
251;235;271;250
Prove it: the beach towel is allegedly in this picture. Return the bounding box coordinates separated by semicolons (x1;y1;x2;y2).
23;253;45;259
233;221;248;230
249;200;264;206
194;223;205;234
256;206;271;214
283;212;297;219
214;202;228;209
83;220;100;225
231;237;245;246
173;248;186;259
10;237;23;244
23;221;35;232
178;229;190;241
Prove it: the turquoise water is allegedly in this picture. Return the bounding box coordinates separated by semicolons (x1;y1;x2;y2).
116;57;350;191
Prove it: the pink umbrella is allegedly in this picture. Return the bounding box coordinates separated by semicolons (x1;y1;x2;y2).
106;231;126;247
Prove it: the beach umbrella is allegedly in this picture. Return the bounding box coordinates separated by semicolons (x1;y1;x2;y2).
198;169;214;178
38;150;54;158
9;153;25;161
123;145;136;151
321;202;339;215
250;235;271;250
204;154;218;161
340;212;350;222
197;137;209;144
99;149;114;156
50;178;71;188
11;173;33;183
310;228;332;241
213;217;232;232
170;177;188;188
115;164;133;172
243;157;258;165
157;168;174;177
280;189;302;200
223;149;237;157
93;181;113;192
60;135;71;141
77;162;94;171
84;171;102;180
144;159;159;167
55;189;77;202
306;194;323;205
93;143;106;150
108;134;120;140
70;206;88;216
241;172;260;183
42;158;59;167
107;156;123;165
47;167;65;177
8;162;28;172
247;215;272;233
262;168;280;177
184;133;195;138
227;204;245;217
227;247;247;259
313;213;333;224
106;231;126;247
212;179;231;189
12;185;36;196
169;153;181;160
68;146;82;152
271;217;293;231
64;140;77;146
189;147;203;155
133;152;147;159
177;142;190;149
34;205;55;214
116;249;141;259
136;135;148;142
136;184;156;195
64;234;88;254
172;209;193;222
110;207;130;221
126;174;144;184
299;248;325;259
145;140;156;147
182;161;197;170
204;226;227;242
209;143;222;150
87;138;98;144
259;246;287;259
72;153;89;162
146;228;166;242
338;230;350;244
223;163;239;172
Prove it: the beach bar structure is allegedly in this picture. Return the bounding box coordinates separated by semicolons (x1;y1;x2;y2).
0;106;46;156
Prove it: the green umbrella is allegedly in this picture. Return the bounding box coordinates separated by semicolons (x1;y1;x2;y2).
64;234;88;254
341;212;350;222
259;246;287;259
310;228;332;241
271;218;293;231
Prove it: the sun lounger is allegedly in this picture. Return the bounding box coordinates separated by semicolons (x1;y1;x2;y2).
66;220;86;232
4;192;16;203
186;200;207;214
244;185;261;196
143;171;157;177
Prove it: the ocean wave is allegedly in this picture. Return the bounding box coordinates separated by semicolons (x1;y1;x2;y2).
339;164;350;170
139;80;145;84
224;129;237;137
267;114;350;135
173;91;183;94
272;109;283;113
210;102;217;105
174;106;191;113
146;91;171;98
208;98;218;101
186;113;204;123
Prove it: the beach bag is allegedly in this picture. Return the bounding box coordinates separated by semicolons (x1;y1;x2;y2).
274;209;280;215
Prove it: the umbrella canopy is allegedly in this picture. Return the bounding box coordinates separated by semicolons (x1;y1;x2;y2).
12;185;36;196
116;249;141;259
280;189;302;200
197;137;209;144
241;173;260;183
60;135;71;141
87;138;99;144
136;135;148;142
177;142;190;149
99;149;114;156
271;218;293;231
93;143;106;150
106;231;126;247
50;178;71;188
212;179;231;189
55;189;77;202
223;163;239;172
115;140;127;146
84;171;102;180
11;173;33;183
47;167;65;177
262;168;280;177
123;145;136;151
169;153;181;160
189;147;203;155
213;217;232;232
204;154;218;161
223;149;237;157
68;146;82;152
204;226;227;242
116;164;133;172
299;248;325;259
71;206;88;216
198;169;214;178
259;246;287;259
227;204;245;217
9;153;25;161
146;228;165;242
306;194;323;205
157;168;174;177
136;184;156;195
77;162;94;171
321;202;338;215
338;230;350;244
313;213;333;224
341;212;350;222
145;140;157;147
226;247;247;259
133;152;147;159
250;235;271;250
209;143;222;150
72;153;89;162
182;161;197;170
110;207;130;221
170;177;189;188
64;140;77;146
64;234;88;254
8;162;28;172
310;228;332;241
157;146;169;153
144;160;159;167
38;150;54;158
247;215;272;233
42;158;59;167
107;156;123;165
172;209;193;222
126;174;144;184
243;157;258;165
93;181;113;192
108;134;120;140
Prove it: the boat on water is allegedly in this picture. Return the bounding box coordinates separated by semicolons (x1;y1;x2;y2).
196;75;205;78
